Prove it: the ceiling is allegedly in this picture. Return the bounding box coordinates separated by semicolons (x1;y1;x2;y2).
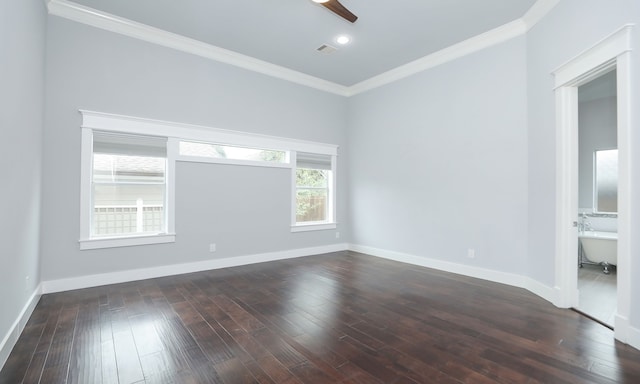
66;0;538;87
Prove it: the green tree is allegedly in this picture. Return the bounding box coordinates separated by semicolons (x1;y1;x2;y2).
296;168;328;220
259;150;285;162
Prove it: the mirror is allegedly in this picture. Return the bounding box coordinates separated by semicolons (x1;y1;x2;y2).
594;149;618;213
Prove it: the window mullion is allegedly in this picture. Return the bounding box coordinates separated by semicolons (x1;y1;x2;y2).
290;151;298;227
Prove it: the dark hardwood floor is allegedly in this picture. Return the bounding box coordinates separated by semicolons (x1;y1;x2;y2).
1;251;639;383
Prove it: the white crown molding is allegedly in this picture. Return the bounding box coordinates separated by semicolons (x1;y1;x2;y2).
44;0;350;96
343;0;558;96
45;0;557;97
521;0;561;31
346;19;527;96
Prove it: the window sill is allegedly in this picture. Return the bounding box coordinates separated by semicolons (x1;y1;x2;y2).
291;223;337;232
79;233;176;250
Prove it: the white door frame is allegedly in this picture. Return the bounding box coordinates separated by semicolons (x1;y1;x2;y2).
552;24;633;343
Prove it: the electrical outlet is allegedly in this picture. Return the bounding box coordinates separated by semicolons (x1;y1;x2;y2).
209;243;216;252
335;232;340;239
467;249;475;259
25;276;30;291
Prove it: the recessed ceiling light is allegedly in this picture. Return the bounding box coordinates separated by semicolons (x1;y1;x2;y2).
311;0;329;3
336;35;351;45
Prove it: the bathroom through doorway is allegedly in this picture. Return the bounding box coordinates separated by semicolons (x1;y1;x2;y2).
575;70;618;327
553;25;633;343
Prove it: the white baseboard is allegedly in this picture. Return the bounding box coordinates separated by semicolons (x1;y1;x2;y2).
615;314;630;342
349;244;558;305
42;243;349;294
522;277;559;305
0;285;42;370
6;242;639;369
628;324;640;351
613;313;640;351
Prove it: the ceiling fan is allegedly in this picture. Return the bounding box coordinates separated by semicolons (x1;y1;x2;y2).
311;0;358;23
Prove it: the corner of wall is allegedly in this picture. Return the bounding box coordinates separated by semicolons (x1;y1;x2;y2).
628;325;640;351
0;285;42;370
348;243;559;306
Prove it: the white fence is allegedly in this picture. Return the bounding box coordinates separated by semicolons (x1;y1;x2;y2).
93;203;163;235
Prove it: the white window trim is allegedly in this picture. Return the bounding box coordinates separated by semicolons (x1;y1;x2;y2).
79;126;93;244
80;110;339;246
176;153;292;169
166;137;178;238
80;110;337;155
291;223;337;232
176;140;292;168
291;152;338;232
79;233;176;250
79;126;176;249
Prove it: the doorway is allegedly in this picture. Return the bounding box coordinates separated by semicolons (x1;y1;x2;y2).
575;70;618;327
553;25;632;343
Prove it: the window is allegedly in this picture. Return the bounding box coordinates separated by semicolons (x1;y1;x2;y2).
80;110;337;247
80;128;175;250
179;143;335;231
594;149;618;213
179;141;288;164
293;152;336;231
92;132;167;237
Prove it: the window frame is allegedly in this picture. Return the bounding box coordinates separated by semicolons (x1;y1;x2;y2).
290;151;337;232
176;140;291;169
91;140;167;237
80;110;338;250
79;128;177;250
593;148;618;214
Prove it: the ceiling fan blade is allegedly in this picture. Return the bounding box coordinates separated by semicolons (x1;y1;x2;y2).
320;0;358;23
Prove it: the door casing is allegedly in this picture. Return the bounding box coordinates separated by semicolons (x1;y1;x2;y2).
553;24;633;343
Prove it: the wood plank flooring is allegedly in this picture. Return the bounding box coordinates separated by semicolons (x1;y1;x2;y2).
1;251;639;383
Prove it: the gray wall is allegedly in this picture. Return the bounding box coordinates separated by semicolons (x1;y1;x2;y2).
0;0;45;356
40;18;348;281
348;37;528;274
525;0;640;323
8;0;640;355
